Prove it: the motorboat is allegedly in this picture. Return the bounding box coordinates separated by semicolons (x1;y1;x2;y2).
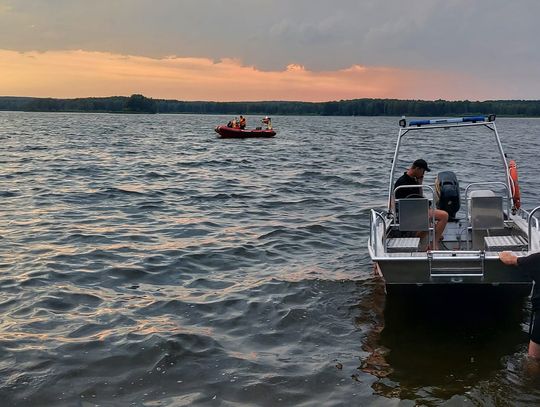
368;115;537;291
215;125;276;139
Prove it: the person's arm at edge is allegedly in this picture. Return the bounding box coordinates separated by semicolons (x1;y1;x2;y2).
500;251;540;276
499;251;519;266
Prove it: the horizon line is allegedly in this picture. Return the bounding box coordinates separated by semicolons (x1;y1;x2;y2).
2;95;540;104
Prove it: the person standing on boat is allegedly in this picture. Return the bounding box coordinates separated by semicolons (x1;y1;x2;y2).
499;251;540;360
262;116;272;130
239;115;246;129
393;159;448;250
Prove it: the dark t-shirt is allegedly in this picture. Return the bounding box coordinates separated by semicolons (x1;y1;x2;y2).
517;253;540;311
394;172;422;200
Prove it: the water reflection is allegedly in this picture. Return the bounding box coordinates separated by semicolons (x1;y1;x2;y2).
362;284;532;402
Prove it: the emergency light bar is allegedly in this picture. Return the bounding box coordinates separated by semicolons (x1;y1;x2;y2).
400;114;496;127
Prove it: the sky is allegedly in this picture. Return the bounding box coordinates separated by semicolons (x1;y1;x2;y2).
0;0;539;102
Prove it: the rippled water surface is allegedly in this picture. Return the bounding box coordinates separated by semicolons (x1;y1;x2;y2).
1;112;540;406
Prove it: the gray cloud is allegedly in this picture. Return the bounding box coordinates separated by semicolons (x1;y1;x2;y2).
1;0;539;96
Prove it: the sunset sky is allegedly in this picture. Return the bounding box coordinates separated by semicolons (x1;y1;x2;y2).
1;0;539;102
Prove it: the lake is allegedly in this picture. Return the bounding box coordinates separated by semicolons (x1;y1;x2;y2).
1;112;540;406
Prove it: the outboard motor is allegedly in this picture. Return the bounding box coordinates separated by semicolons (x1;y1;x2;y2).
435;171;460;220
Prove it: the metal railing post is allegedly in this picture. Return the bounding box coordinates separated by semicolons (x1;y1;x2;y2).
527;206;540;251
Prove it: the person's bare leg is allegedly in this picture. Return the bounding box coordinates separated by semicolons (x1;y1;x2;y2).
529;340;540;360
416;231;429;250
433;209;448;250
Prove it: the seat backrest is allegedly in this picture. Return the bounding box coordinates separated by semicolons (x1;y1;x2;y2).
469;190;504;230
396;198;430;232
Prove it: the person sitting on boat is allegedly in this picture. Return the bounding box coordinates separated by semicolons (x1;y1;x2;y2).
499;251;540;360
262;116;272;130
231;117;239;128
239;115;246;130
393;159;448;250
227;120;233;128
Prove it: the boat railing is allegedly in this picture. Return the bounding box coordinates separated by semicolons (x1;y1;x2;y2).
393;184;435;200
528;206;540;251
515;207;535;232
369;209;387;257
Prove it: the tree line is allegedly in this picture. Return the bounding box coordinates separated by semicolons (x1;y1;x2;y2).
1;94;540;116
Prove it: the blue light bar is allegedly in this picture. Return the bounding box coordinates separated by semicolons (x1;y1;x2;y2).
409;116;488;127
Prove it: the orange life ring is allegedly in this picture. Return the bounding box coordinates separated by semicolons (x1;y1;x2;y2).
509;160;521;209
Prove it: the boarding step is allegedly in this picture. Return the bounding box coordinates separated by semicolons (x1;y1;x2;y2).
484;235;527;251
428;251;485;278
387;237;420;252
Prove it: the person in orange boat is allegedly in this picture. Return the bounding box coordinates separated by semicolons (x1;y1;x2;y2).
239;115;246;129
262;116;272;130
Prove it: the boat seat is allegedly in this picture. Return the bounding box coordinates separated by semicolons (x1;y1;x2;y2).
469;190;505;249
484;235;527;251
469;190;504;230
387;237;421;252
396;198;430;232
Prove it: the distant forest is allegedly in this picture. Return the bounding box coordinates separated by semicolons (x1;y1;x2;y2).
1;94;540;117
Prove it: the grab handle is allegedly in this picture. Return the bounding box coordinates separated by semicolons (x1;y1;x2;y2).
528;206;540;251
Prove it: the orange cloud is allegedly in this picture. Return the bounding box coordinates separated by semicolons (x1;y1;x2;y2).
0;49;491;101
